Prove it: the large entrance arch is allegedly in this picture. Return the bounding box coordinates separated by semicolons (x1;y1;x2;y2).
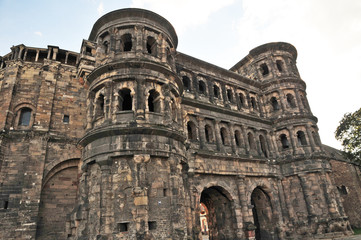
200;186;237;240
251;187;276;240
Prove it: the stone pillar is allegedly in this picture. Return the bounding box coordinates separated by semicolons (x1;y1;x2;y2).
99;163;113;236
52;48;58;60
65;52;69;64
214;120;222;151
298;173;316;218
266;131;275;158
198;116;206;149
278;90;287;112
306;124;316;152
294;90;304;112
287;127;297;154
35;50;39;62
23;49;28;60
236;175;255;239
281;178;296;225
229;123;237;154
241;125;250;155
319;171;340;219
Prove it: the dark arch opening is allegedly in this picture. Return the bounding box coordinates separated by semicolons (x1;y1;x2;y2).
297;131;307;146
251;187;275;240
220;127;229;145
235;130;242;147
248;132;256;151
148;90;160;113
200;186;237;240
239;93;245;108
205;124;213;143
259;135;268;157
286;94;296;108
280;134;289;149
270;97;280;111
187;121;197;141
18;107;32;126
198;80;206;95
118;88;132;111
146;36;157;55
120;34;132;52
183;76;191;91
276;60;283;72
227;89;233;102
213;85;220;98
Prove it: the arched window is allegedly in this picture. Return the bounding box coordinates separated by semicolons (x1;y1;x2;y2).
220;127;229;145
260;63;269;76
187;121;197;141
118;88;132;111
18;107;32;126
297;131;307;146
205;124;213;143
146;36;157;55
120;34;132;52
286;94;296;108
250;97;257;111
248;132;256;150
213;85;220;98
198;80;206;95
183;76;191;91
227;89;233;102
239;93;245;108
276;60;283;72
259;135;268;157
280;134;289;149
270;97;280;111
234;130;242;147
148;90;161;113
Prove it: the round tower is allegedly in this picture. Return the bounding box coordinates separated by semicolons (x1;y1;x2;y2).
232;42;322;157
74;9;187;239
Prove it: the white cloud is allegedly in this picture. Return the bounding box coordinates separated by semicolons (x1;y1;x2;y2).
233;0;361;149
97;2;104;16
131;0;235;34
34;31;42;37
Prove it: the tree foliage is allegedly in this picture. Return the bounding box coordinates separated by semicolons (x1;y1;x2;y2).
335;107;361;163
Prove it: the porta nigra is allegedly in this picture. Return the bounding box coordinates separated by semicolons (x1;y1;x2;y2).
0;8;361;240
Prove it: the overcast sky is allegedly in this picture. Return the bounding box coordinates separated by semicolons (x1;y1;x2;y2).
0;0;360;150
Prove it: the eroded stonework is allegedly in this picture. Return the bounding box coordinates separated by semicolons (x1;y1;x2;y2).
0;8;360;240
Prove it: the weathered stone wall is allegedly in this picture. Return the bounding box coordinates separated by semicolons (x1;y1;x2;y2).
330;160;361;228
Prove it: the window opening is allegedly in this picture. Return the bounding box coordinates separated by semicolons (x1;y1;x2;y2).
276;60;283;72
25;50;37;62
213;85;220;98
121;34;132;52
148;221;157;230
260;63;269;76
337;185;348;195
103;41;109;54
220;127;229;145
239;93;245;108
85;47;92;56
148;90;160;113
251;97;257;110
187;121;196;141
280;134;289;149
146;36;157;55
183;76;191;91
227;89;233;102
259;135;268;157
118;222;129;232
198;81;206;95
63;115;70;123
119;88;132;111
205;125;213;143
286;94;296;108
235;130;242;147
297;131;307;146
4;200;9;209
19;108;32;126
270;97;280;111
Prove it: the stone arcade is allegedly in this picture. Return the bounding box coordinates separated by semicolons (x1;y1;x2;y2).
1;8;361;240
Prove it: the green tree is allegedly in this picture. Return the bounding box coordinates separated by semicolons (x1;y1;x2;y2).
335;107;361;163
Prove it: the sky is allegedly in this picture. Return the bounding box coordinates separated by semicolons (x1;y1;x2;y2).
0;0;360;150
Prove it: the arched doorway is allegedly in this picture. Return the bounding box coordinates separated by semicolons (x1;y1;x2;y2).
36;166;79;239
251;187;275;240
200;186;237;240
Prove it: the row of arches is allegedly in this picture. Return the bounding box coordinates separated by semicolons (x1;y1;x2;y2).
181;73;309;116
186;118;321;156
98;28;171;59
90;84;179;126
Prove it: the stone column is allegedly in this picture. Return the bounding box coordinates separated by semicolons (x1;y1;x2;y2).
265;131;275;158
23;49;28;60
241;125;250;155
287;127;297;154
294;89;304;112
229;123;237;154
198;116;206;149
52;48;58;60
99;163;113;235
65;52;69;64
35;50;39;62
298;173;316;218
278;90;287;112
214;120;222;151
305;124;316;152
319;171;340;218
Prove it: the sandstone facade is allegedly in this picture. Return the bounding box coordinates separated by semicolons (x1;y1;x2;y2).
0;8;360;240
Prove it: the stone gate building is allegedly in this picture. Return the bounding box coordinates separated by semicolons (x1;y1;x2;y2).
0;8;361;240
